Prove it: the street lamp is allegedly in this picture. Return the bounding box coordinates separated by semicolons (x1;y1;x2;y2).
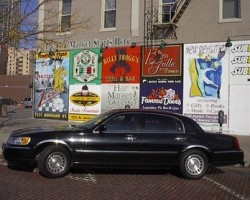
225;37;232;48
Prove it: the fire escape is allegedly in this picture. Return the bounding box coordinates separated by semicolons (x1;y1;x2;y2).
144;0;191;47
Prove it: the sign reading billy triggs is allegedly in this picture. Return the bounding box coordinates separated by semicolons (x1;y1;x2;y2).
69;37;131;49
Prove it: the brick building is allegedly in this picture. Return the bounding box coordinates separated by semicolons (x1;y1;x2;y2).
0;75;32;103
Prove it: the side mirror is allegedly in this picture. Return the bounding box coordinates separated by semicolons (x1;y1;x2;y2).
98;124;107;133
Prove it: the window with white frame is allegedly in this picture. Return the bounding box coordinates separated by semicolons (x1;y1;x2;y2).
159;0;176;23
60;0;72;32
103;0;116;29
220;0;241;22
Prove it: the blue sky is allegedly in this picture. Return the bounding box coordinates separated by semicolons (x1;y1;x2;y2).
20;0;38;49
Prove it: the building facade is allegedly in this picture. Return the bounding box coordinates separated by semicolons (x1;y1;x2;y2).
37;0;248;50
6;47;34;75
0;43;8;75
36;0;250;136
0;0;21;74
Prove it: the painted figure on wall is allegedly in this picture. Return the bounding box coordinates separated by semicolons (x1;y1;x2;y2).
52;57;68;93
110;48;131;82
189;56;222;99
102;46;141;84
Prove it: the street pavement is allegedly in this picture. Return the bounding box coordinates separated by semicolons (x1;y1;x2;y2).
0;105;249;167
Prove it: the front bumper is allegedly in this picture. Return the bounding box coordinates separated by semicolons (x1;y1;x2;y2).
2;143;36;162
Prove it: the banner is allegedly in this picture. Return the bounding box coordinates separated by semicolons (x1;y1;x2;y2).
183;43;229;131
101;84;140;112
102;46;141;83
68;84;101;120
69;49;102;85
34;51;69;120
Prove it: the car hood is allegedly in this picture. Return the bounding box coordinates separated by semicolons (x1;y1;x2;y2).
10;126;75;137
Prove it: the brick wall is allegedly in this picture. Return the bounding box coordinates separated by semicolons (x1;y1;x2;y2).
0;75;32;103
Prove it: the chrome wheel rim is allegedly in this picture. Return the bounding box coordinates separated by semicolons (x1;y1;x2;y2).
185;154;204;176
47;152;67;174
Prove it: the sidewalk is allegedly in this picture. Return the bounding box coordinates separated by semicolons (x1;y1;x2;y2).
0;106;249;167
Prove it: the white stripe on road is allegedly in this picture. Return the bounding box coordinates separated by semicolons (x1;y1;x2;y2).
66;174;97;184
203;176;249;200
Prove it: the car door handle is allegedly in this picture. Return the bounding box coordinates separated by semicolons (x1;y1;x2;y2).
124;136;137;141
175;137;186;141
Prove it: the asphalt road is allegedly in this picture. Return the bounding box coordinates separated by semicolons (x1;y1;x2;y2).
0;158;249;200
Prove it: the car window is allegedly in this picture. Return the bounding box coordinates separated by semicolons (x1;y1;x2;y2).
183;117;204;134
142;113;184;133
76;110;113;129
103;113;140;132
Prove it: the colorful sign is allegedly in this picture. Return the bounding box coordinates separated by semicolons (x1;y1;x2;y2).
142;45;182;79
140;82;183;113
102;46;141;83
229;41;250;85
183;43;229;131
68;84;101;119
101;84;140;112
34;51;69;120
69;49;101;84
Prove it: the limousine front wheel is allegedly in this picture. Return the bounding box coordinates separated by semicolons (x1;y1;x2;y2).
179;149;208;180
37;146;71;178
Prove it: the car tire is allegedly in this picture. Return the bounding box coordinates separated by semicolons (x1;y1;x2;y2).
179;149;208;180
37;146;71;178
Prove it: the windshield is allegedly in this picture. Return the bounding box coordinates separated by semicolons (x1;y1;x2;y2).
76;110;113;129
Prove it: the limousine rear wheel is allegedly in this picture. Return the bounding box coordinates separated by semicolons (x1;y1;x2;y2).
37;146;71;178
179;149;208;180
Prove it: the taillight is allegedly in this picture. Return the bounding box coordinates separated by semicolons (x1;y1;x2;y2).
233;137;240;150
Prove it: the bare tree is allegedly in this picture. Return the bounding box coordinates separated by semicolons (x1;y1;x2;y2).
0;0;92;49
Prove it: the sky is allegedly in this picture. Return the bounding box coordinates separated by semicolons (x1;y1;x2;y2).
20;0;38;49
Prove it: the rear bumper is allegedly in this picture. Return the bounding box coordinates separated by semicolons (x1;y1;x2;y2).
211;150;244;167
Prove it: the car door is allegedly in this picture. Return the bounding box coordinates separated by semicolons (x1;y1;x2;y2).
83;112;141;166
140;113;190;166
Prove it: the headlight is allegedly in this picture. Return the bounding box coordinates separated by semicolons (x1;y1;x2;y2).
7;137;31;145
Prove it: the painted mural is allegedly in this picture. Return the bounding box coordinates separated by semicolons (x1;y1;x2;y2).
34;51;69;120
69;49;102;84
141;45;183;113
68;84;101;121
100;46;141;113
31;42;250;135
142;45;182;79
101;84;140;112
140;82;182;113
102;46;141;83
183;43;229;131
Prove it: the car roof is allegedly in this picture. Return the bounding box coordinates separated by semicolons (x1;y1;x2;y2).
109;109;186;118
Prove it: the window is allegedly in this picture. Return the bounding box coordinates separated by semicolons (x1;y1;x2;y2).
104;113;139;132
143;114;184;133
160;0;176;23
60;0;72;32
219;0;241;22
102;0;116;29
